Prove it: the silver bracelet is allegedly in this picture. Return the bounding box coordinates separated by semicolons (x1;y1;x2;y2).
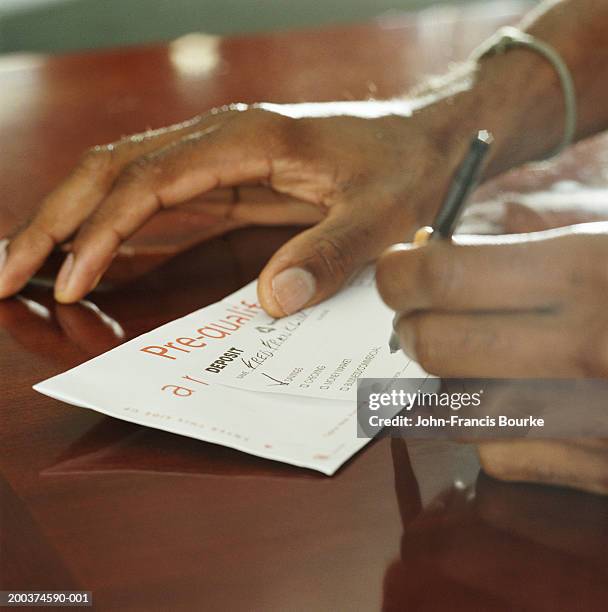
470;26;577;159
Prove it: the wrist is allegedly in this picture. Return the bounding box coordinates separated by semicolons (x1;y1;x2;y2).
474;45;570;173
409;47;566;182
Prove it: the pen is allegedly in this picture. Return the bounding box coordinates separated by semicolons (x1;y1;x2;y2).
388;129;494;354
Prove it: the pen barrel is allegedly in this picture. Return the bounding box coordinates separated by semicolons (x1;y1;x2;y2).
432;132;492;238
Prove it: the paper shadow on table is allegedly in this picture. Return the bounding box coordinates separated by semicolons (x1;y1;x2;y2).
39;417;369;481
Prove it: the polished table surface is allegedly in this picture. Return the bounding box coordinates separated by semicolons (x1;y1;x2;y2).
1;4;607;611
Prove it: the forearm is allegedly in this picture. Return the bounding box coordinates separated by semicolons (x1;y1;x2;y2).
406;0;608;181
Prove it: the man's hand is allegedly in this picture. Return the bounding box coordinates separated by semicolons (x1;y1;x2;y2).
376;222;608;377
0;101;458;316
376;222;608;494
3;0;608;316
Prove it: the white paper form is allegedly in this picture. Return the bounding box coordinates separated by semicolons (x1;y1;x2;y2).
209;271;428;400
34;269;423;474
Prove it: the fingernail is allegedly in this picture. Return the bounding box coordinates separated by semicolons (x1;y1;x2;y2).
0;239;8;275
55;253;75;301
271;267;316;315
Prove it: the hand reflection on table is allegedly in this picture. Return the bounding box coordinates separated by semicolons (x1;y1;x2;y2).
384;438;608;612
0;290;123;363
42;417;319;480
0;226;300;365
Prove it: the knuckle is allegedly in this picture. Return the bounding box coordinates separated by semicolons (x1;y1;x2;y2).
241;104;267;119
77;145;115;176
234;105;274;129
17;223;55;250
119;154;157;185
225;101;252;114
420;245;461;306
312;231;354;282
247;105;285;124
244;106;298;149
274;116;305;151
375;246;416;310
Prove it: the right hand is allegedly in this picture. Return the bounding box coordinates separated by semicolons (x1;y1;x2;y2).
376;223;608;378
0;101;458;317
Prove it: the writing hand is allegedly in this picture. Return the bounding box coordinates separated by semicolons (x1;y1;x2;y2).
377;222;608;377
376;223;608;493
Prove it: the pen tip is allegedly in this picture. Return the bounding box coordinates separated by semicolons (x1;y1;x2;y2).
477;129;494;145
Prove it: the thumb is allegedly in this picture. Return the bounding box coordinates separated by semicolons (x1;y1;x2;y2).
257;205;396;317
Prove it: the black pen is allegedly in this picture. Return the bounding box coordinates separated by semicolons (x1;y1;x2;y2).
388;130;494;354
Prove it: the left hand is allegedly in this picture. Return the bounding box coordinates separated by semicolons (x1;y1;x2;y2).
0;101;456;317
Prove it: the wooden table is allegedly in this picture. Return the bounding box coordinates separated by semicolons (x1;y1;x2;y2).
1;5;607;610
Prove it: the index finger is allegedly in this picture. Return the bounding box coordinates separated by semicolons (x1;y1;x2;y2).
375;227;599;314
0;114;221;299
54;113;286;302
